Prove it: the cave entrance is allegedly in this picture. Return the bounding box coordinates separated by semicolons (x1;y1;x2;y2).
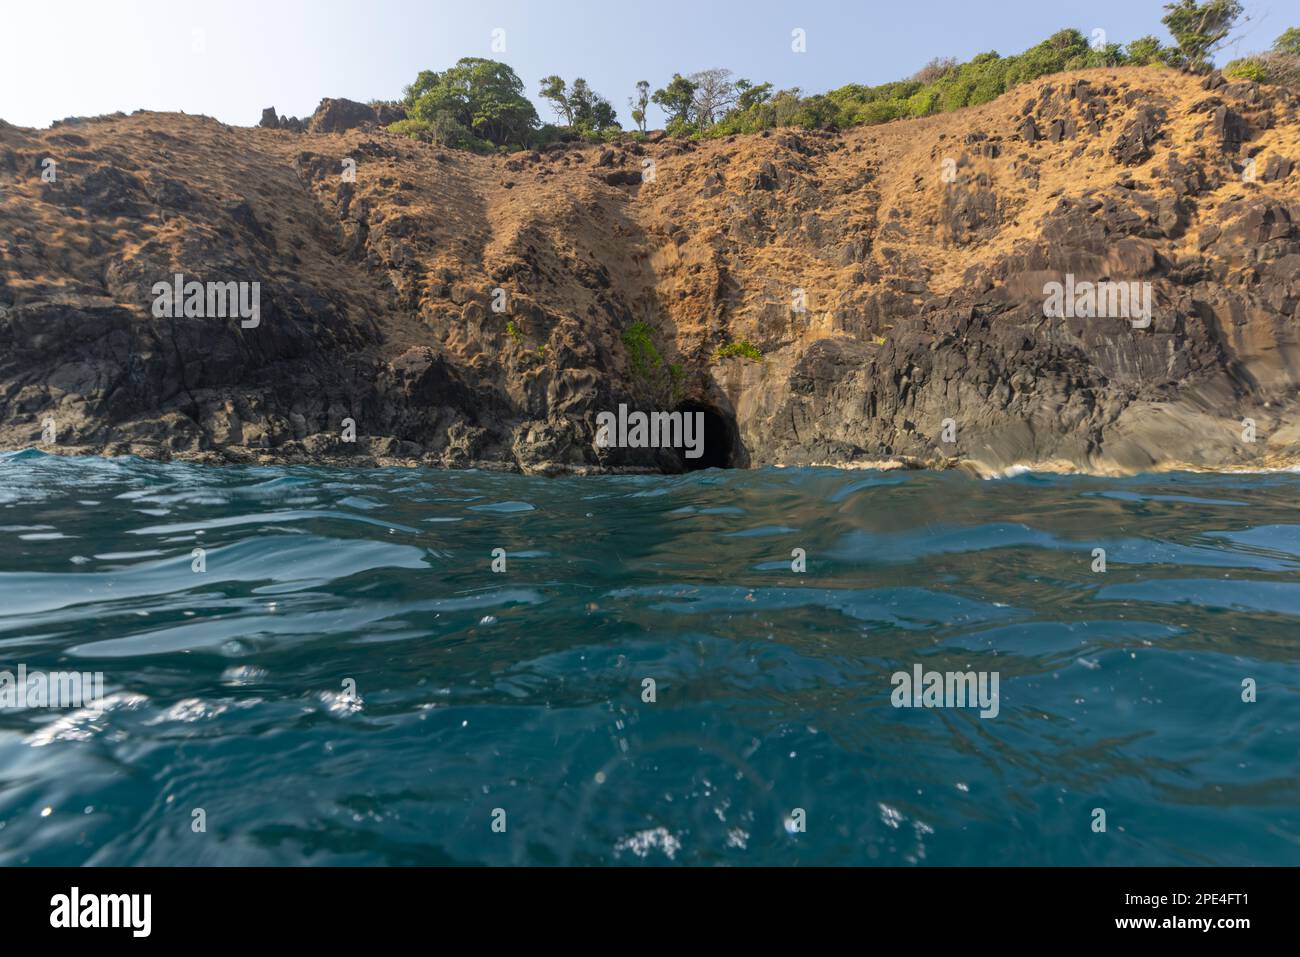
676;401;736;471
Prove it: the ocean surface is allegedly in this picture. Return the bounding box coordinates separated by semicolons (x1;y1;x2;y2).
0;449;1297;866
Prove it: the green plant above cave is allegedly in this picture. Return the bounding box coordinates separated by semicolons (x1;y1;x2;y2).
622;321;663;377
668;363;686;402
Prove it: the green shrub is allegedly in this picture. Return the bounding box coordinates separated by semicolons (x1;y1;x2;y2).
668;363;686;402
791;94;843;128
713;339;763;362
664;116;696;138
1218;28;1300;86
386;118;432;140
622;321;663;377
387;115;486;150
1224;57;1270;81
850;99;909;125
904;87;940;117
1124;35;1168;66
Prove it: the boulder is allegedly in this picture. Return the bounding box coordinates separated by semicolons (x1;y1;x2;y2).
1110;107;1165;166
308;98;380;133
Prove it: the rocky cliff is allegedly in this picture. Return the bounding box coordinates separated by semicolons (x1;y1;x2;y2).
1;69;1298;475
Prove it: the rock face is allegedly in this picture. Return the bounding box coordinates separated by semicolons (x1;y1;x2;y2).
306;97;403;133
1;67;1299;474
308;98;374;133
258;106;307;132
258;98;405;134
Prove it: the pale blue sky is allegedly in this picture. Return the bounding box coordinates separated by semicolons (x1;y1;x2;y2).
0;0;1286;129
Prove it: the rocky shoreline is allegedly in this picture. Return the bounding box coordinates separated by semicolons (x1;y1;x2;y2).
2;68;1298;476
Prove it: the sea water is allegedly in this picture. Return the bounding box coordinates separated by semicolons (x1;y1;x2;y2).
0;449;1297;865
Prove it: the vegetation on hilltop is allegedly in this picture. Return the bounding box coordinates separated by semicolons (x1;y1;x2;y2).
538;75;620;135
389;57;541;150
387;2;1293;151
1224;26;1300;84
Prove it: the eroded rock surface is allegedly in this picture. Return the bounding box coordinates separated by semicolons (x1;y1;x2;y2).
1;67;1298;474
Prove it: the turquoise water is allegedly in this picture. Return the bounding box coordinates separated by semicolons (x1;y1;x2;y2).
0;449;1297;866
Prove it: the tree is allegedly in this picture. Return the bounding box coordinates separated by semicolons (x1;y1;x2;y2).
1274;27;1300;58
548;77;619;133
539;75;573;125
1124;35;1169;65
538;76;619;133
1268;27;1300;84
770;88;805;126
590;99;619;132
401;58;539;149
793;94;841;128
912;57;959;84
689;68;738;127
629;80;650;133
1161;0;1245;69
652;74;698;128
735;79;773;111
1004;29;1094;85
569;78;595;127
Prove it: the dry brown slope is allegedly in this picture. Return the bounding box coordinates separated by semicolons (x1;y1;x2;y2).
628;66;1300;473
1;66;1298;473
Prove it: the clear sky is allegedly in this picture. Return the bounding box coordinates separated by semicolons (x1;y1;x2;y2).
0;0;1286;129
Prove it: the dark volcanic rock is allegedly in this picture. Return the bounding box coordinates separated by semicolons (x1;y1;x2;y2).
1212;104;1246;152
1261;154;1293;183
308;98;378;133
1110;107;1165;166
307;98;405;134
3;67;1300;475
258;107;306;132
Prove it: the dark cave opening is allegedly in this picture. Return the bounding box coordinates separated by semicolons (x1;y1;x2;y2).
677;401;736;471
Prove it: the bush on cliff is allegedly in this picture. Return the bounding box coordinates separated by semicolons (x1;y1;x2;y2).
713;340;763;362
622;322;663;378
1224;27;1300;86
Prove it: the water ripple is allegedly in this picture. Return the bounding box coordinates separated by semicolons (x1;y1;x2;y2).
0;451;1297;865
